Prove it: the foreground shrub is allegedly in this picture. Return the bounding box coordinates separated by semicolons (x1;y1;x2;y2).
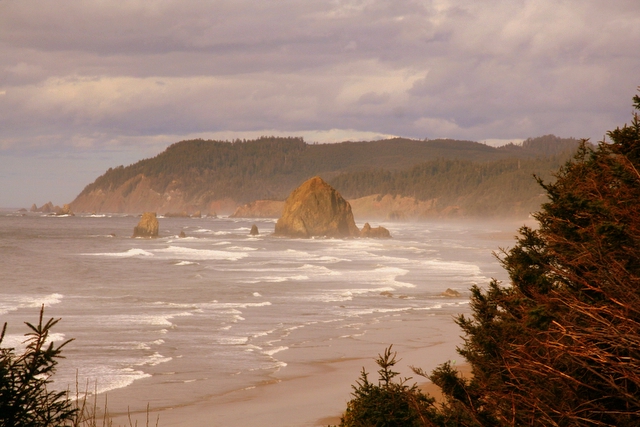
1;307;158;427
339;346;439;427
0;306;76;427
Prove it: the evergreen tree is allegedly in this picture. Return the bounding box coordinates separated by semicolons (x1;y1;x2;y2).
425;92;640;425
0;307;76;427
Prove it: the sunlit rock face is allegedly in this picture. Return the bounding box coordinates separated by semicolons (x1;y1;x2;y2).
274;177;360;238
132;212;159;238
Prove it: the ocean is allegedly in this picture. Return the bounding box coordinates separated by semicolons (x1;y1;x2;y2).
0;211;518;420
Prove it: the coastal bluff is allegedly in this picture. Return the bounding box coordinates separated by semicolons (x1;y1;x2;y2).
274;177;390;239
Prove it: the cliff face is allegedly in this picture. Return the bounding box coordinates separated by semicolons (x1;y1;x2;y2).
70;174;237;215
229;200;285;218
274;177;360;238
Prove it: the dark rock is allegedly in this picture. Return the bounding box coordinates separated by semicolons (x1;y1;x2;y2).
179;230;186;238
133;212;159;238
440;288;461;298
359;223;391;238
274;177;360;238
250;224;259;236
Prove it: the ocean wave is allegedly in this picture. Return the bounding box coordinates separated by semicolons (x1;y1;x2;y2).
84;248;154;258
263;346;288;356
155;246;248;261
174;260;198;266
0;293;64;315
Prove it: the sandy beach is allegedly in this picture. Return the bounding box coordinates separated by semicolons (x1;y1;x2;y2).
103;308;467;427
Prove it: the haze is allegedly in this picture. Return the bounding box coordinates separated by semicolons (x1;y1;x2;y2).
1;1;639;208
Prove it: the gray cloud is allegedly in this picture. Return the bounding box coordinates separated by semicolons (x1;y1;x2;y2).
0;0;639;205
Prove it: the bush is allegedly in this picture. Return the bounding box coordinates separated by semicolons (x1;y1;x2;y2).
0;306;76;427
338;346;439;427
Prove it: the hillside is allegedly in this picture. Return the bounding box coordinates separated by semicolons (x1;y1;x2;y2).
70;135;580;217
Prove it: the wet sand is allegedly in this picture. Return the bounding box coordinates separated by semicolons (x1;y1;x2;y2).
105;309;467;427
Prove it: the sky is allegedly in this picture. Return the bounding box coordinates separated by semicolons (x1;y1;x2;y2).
1;1;639;208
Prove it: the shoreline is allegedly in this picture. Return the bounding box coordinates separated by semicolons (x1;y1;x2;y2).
103;309;467;427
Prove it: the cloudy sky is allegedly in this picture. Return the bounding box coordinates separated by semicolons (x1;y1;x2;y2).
1;0;639;207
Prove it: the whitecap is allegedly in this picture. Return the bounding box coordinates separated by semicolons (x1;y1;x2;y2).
154;246;247;261
140;352;172;366
84;248;153;258
263;346;288;356
0;293;64;315
175;261;198;266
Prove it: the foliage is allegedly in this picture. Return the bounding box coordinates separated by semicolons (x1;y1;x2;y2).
0;306;76;427
417;91;640;425
75;135;579;215
0;308;159;427
338;346;439;427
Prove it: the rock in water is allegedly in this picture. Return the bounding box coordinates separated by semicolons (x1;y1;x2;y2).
179;230;186;238
274;177;360;238
250;224;259;236
359;222;391;238
440;288;461;298
133;212;159;238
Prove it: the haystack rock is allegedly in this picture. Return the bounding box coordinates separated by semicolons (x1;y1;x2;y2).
133;212;159;238
359;222;391;238
274;177;360;238
250;224;259;236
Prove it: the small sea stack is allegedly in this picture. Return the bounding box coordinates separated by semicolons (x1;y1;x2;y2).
250;224;259;236
133;212;159;238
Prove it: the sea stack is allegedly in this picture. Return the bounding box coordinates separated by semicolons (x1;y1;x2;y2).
250;224;259;236
274;177;360;238
133;212;159;238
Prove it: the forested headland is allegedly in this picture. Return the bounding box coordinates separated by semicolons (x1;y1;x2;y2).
70;134;580;217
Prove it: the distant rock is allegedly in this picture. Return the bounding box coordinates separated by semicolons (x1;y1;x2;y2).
359;222;391;238
30;204;38;212
440;288;461;298
133;212;159;238
250;224;259;236
274;177;360;238
230;200;285;218
39;202;55;213
179;230;186;238
57;204;74;216
192;210;201;218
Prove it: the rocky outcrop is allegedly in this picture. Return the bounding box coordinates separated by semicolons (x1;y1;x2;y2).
359;223;391;238
250;225;259;236
230;200;285;218
440;288;462;298
57;204;74;216
274;177;360;238
132;212;159;238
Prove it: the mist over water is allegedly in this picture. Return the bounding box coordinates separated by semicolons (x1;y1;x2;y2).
0;212;515;408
